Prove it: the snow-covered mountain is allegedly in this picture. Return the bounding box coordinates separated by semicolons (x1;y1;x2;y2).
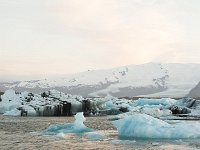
1;63;200;97
187;82;200;98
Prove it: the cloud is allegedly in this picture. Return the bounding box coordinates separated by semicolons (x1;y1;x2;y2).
0;0;200;80
49;0;184;65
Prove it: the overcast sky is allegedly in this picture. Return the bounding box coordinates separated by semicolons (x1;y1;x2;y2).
1;0;200;81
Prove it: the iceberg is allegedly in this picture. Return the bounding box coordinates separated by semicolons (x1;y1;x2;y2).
113;114;200;139
133;98;176;107
0;89;85;116
43;112;94;135
85;132;105;141
3;108;21;116
0;90;21;114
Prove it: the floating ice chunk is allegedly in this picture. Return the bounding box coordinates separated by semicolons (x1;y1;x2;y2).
3;108;21;116
133;98;176;107
1;89;16;99
113;114;200;139
0;90;21;114
104;101;116;109
103;97;132;110
74;112;86;127
43;112;94;135
139;107;172;117
85;132;105;141
110;107;172;121
56;132;65;138
152;142;160;146
21;105;37;116
112;139;136;145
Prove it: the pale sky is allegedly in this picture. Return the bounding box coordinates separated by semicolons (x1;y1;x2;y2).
1;0;200;81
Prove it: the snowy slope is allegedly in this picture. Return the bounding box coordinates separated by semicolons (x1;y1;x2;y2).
187;82;200;98
1;63;200;97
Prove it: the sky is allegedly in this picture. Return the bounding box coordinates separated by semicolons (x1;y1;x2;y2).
1;0;200;81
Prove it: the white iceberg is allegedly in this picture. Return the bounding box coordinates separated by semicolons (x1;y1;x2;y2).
0;89;85;116
0;90;21;114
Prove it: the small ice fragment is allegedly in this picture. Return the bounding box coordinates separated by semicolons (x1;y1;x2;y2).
112;140;136;145
56;132;65;138
74;112;86;127
152;142;159;146
85;132;105;141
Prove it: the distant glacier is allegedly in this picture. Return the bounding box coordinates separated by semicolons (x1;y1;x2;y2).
1;63;200;97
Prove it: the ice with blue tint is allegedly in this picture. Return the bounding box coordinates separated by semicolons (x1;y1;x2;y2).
112;139;136;145
113;114;200;139
133;98;176;107
43;112;94;135
103;96;132;110
85;132;106;141
3;108;21;116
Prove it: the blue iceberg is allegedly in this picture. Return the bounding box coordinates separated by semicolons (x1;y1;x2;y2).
113;114;200;139
43;112;94;135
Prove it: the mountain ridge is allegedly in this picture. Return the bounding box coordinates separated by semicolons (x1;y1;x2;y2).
1;62;200;97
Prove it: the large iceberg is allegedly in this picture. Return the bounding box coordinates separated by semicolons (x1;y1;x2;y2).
113;114;200;139
0;89;85;116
